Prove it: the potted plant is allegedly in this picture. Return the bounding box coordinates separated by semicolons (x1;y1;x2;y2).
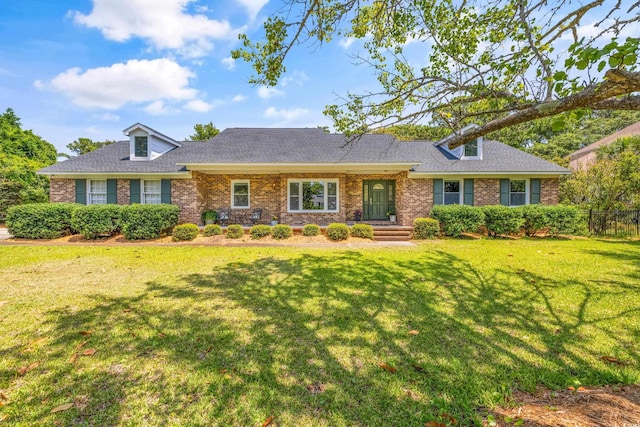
201;209;218;225
387;208;397;222
270;215;279;226
354;209;363;221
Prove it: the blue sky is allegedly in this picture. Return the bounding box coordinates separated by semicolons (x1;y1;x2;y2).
0;0;374;152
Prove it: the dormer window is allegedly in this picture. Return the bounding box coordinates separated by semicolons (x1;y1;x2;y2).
464;139;478;157
134;136;148;158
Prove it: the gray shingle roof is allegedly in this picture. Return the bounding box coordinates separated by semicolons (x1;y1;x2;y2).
38;128;568;175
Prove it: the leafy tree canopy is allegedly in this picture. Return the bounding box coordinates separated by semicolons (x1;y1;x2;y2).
187;122;220;141
233;0;640;148
66;137;115;156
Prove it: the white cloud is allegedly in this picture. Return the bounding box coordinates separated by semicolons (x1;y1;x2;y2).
221;56;236;70
339;37;356;49
72;0;242;57
184;99;214;112
257;86;284;99
235;0;269;19
232;94;247;102
264;106;309;122
144;100;171;115
92;112;120;121
40;58;198;109
281;71;309;87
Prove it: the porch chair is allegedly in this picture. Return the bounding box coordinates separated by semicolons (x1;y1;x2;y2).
250;208;262;225
217;208;230;226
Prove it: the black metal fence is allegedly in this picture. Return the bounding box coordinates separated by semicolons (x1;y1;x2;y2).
588;209;640;237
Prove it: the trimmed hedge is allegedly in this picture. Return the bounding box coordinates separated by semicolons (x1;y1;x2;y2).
302;223;320;236
203;224;223;236
326;223;349;241
544;205;585;236
430;205;484;237
482;205;524;237
413;217;440;239
172;223;199;241
519;204;548;236
350;223;374;239
250;224;272;239
226;224;244;239
6;203;78;239
271;224;293;240
71;204;122;239
120;204;180;240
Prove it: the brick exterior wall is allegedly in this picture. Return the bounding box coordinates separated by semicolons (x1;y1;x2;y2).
50;179;76;203
50;175;561;227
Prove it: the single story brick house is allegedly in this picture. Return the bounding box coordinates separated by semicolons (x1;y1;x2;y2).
38;123;569;226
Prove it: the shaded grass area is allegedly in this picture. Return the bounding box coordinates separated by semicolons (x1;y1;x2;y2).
0;239;639;425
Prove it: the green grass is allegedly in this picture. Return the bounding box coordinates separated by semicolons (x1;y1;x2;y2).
0;239;639;425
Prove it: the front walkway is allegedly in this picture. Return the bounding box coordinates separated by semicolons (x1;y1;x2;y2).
0;227;11;241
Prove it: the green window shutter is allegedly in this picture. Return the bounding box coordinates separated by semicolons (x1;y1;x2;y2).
463;179;474;206
500;179;510;206
433;179;443;205
106;179;117;204
75;179;86;204
161;179;171;204
130;179;141;204
530;178;541;204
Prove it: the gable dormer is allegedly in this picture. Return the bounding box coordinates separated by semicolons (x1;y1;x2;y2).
435;124;483;160
123;123;181;161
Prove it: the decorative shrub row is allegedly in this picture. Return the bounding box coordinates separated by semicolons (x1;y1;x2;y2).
413;218;439;239
326;223;350;241
350;223;374;239
172;223;200;241
6;203;180;240
272;224;293;240
249;224;272;239
428;204;585;237
302;224;320;236
203;224;222;236
226;224;244;239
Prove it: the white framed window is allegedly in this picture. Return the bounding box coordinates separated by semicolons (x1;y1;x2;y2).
288;179;338;212
510;180;527;206
461;137;482;159
134;136;148;158
88;179;107;205
443;180;461;205
231;180;250;208
142;180;161;204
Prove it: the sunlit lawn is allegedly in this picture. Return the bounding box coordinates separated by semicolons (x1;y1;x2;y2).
0;239;638;426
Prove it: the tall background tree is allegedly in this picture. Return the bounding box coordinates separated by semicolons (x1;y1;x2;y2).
187;122;220;141
0;108;57;217
233;0;640;148
64;137;115;157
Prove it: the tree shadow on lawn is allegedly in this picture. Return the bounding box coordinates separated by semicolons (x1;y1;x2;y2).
15;248;639;426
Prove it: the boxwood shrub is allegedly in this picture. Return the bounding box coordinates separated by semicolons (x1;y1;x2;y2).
226;224;244;239
6;203;78;239
250;224;272;239
271;224;293;240
482;205;524;236
120;204;180;240
429;205;484;237
350;223;374;239
413;217;440;239
519;204;548;236
543;205;586;236
302;223;320;236
71;204;123;239
172;223;199;241
203;224;223;236
326;223;349;241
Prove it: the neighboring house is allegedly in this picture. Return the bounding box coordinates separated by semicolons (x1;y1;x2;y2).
569;121;640;170
38;123;569;226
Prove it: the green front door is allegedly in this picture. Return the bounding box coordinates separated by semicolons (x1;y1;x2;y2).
363;180;395;220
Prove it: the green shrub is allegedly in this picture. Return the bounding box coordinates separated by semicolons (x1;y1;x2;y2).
120;204;180;240
482;205;524;236
172;223;199;241
543;205;586;236
519;204;548;236
326;223;349;241
430;205;484;237
271;224;293;240
250;224;272;239
302;223;320;236
350;223;374;239
6;203;78;239
71;204;122;239
203;224;223;236
226;224;244;239
413;217;440;239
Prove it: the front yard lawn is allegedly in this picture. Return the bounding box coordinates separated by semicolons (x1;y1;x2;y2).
0;239;638;425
